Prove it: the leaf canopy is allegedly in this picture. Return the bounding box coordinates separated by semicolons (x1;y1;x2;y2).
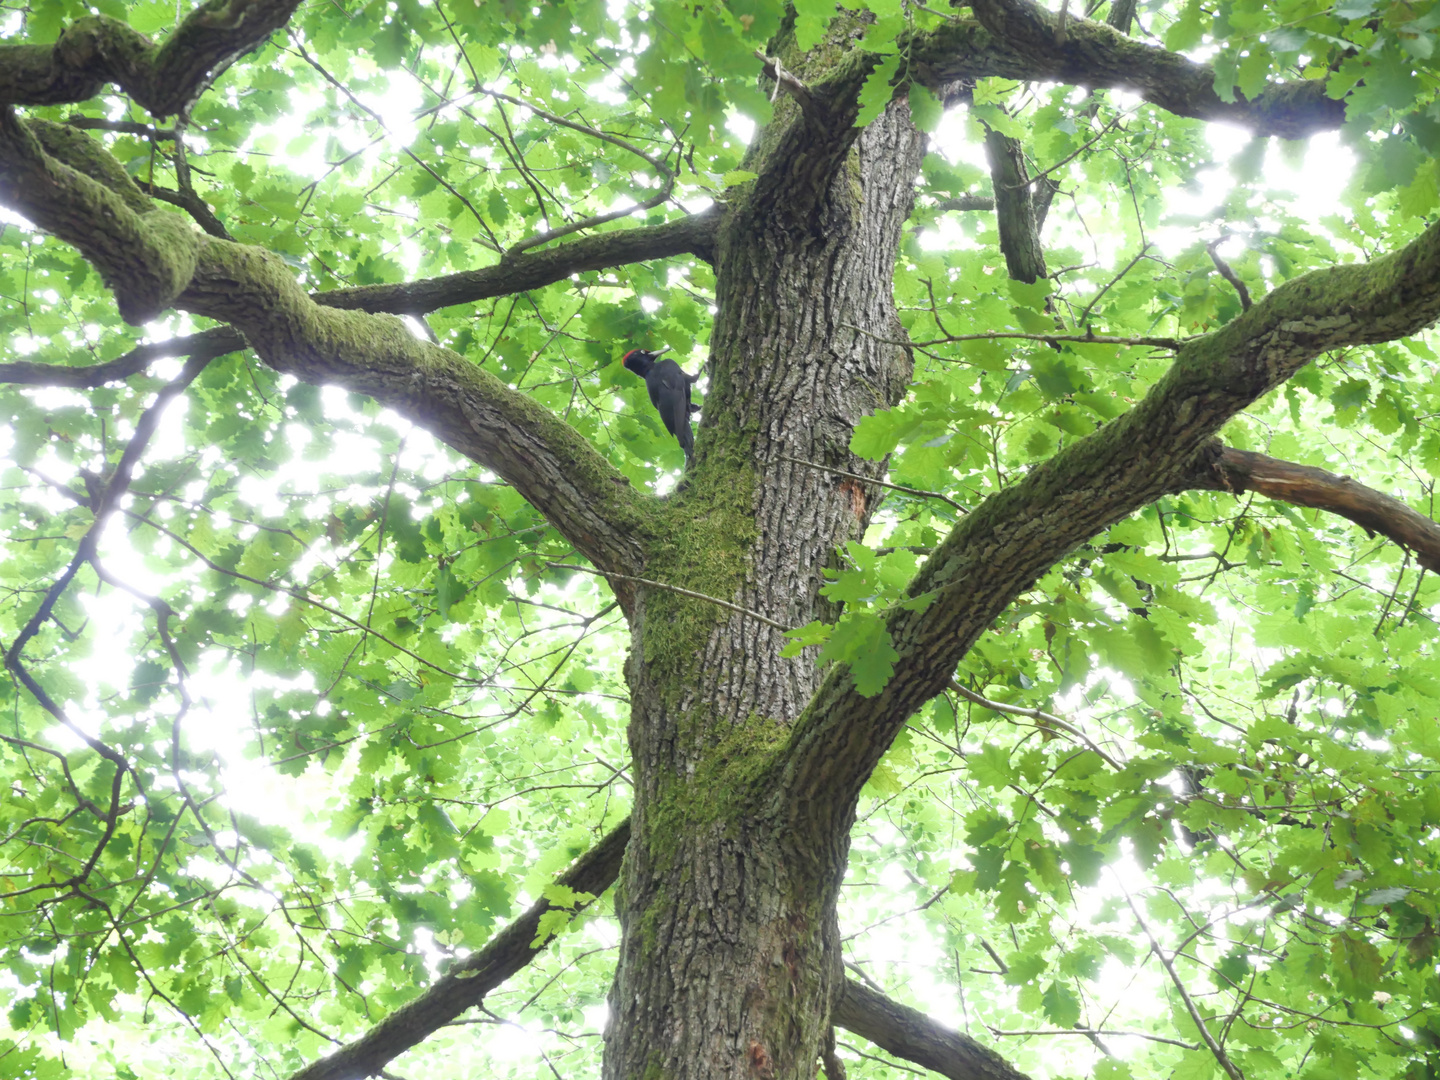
2;0;1440;1078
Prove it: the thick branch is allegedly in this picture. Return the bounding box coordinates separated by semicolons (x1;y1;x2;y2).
912;3;1343;138
1177;445;1440;573
0;205;716;379
288;822;630;1080
287;823;1041;1080
0;111;654;576
779;215;1440;823
0;113;201;322
0;0;303;115
742;0;1339;239
0;326;245;387
982;127;1047;284
138;179;233;240
318;206;720;315
836;979;1034;1080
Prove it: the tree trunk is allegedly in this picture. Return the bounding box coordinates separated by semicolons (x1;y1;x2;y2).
603;96;926;1080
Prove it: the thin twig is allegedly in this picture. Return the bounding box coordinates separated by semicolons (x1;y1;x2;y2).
547;563;793;632
476;88;671;171
988;1027;1198;1050
1115;873;1246;1080
1007;112;1127;189
1207;236;1253;311
948;681;1123;770
778;454;968;514
842;322;1181;351
754;51;820;121
1078;242;1152;327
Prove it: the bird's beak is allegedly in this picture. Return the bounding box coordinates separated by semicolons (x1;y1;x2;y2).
652;346;669;356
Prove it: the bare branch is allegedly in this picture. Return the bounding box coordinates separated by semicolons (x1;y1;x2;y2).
843;322;1182;350
1116;875;1244;1080
835;978;1035;1080
548;563;795;632
755;51;821;123
912;2;1343;138
315;207;720;316
1177;444;1440;573
949;681;1123;770
929;195;996;213
1207;237;1254;311
779;455;968;515
137;179;233;240
0;326;245;387
989;1026;1197;1049
288;822;630;1080
64;116;180;139
983;124;1048;285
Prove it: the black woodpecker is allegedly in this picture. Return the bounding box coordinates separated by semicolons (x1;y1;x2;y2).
622;347;701;467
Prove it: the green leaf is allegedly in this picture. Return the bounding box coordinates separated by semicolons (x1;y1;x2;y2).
1041;981;1081;1027
854;55;902;129
817;612;899;696
1165;0;1205;51
907;83;944;133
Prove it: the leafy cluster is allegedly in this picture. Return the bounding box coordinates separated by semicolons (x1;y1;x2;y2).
1;0;1440;1078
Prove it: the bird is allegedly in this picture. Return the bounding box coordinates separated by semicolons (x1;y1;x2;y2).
621;347;701;467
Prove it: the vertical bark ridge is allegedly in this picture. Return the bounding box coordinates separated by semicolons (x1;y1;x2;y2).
605;97;928;1080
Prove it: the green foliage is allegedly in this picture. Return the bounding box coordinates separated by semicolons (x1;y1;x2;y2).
2;0;1440;1079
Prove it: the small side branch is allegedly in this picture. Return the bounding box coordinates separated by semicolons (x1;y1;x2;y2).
835;978;1036;1080
780;455;968;515
548;563;794;632
0;326;246;387
289;822;631;1080
843;322;1182;350
949;681;1123;770
755;51;821;123
1177;444;1440;573
1207;237;1253;311
1116;877;1244;1080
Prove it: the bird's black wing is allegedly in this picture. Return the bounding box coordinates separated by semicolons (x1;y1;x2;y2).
650;360;695;463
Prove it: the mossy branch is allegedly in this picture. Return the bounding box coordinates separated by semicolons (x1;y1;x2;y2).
0;0;304;115
736;0;1342;243
778;215;1440;826
947;0;1343;138
0;110;653;577
0;111;201;322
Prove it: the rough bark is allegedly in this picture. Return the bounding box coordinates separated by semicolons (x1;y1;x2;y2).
944;0;1343;138
983;127;1048;285
317;208;721;316
0;212;717;389
285;808;1033;1080
2;5;1429;1080
601;59;930;1078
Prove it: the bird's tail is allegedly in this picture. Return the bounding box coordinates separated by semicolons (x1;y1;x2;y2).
678;419;695;468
